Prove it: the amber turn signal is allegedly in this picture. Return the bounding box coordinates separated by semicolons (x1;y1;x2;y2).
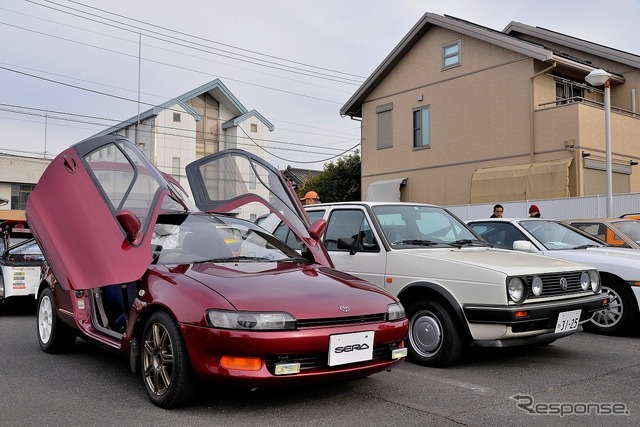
221;356;262;371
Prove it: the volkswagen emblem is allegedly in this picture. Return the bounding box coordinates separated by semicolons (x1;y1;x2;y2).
339;305;351;313
560;277;568;291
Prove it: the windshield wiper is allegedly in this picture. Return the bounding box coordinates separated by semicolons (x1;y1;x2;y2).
392;239;439;246
277;256;310;263
448;239;492;248
572;244;601;249
195;256;274;263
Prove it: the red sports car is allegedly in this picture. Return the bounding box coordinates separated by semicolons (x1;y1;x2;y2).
26;136;408;408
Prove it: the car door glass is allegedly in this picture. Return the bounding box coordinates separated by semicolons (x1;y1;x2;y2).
325;210;368;251
469;222;526;249
306;209;325;223
84;141;161;229
572;223;605;241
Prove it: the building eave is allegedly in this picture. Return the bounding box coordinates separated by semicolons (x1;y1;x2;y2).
86;79;247;140
221;109;274;131
503;21;640;69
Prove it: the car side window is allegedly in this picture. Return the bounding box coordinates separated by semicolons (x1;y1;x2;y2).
273;222;302;250
306;209;325;223
470;222;527;249
325;209;379;252
571;223;606;242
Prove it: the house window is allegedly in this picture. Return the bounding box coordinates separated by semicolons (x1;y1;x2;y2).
442;41;460;69
172;157;180;180
173;112;181;123
250;123;258;133
11;183;36;210
413;106;430;149
376;103;393;149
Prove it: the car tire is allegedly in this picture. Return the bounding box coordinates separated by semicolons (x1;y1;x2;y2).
405;299;464;367
141;311;195;408
587;278;636;335
37;287;76;353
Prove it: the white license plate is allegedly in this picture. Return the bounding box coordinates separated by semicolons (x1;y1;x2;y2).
555;309;581;333
328;331;374;366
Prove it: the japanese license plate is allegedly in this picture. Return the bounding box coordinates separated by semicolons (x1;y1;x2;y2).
555;309;581;333
328;331;374;366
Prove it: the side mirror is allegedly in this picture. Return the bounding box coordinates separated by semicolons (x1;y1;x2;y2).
116;210;142;245
308;218;328;241
513;240;537;253
337;237;357;254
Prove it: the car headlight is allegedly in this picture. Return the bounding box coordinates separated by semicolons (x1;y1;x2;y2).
207;310;296;330
387;302;406;321
508;277;527;303
589;270;601;293
580;272;590;291
531;276;543;296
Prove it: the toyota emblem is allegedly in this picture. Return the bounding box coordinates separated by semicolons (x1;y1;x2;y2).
560;277;568;291
339;305;351;313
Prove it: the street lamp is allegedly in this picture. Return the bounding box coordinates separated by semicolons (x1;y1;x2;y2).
585;68;612;217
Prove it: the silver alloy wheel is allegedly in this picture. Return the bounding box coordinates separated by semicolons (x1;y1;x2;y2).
409;309;443;357
142;322;175;397
591;285;623;328
38;294;53;344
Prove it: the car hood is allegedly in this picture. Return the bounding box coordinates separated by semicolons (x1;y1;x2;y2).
393;247;590;275
181;261;397;318
540;247;640;279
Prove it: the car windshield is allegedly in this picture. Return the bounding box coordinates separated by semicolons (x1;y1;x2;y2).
6;239;45;262
519;220;604;250
152;213;303;265
372;204;483;248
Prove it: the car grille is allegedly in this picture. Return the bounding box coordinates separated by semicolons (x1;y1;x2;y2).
525;271;586;299
265;344;397;373
296;313;387;328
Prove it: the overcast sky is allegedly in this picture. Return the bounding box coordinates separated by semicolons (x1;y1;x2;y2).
1;0;639;170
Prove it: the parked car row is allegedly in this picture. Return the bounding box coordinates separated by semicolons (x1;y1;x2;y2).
260;202;609;367
21;136;640;409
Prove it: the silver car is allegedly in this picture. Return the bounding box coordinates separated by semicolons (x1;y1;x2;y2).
468;218;640;335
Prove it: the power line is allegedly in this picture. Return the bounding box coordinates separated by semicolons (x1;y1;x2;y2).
0;23;346;104
0;104;358;160
1;3;363;164
25;0;364;85
238;125;359;164
65;0;366;80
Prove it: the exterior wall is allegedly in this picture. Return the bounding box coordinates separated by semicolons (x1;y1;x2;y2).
447;192;640;222
0;155;50;211
152;104;198;192
361;26;536;205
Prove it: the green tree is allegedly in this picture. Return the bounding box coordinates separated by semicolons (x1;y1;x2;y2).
298;151;361;203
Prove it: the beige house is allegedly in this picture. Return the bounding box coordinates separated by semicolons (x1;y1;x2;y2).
341;12;640;206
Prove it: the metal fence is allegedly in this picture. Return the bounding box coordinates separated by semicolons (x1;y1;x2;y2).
445;193;640;222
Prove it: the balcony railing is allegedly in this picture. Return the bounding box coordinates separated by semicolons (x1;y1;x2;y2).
538;97;639;119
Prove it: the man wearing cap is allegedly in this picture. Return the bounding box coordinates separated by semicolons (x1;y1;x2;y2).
302;191;319;205
529;204;541;217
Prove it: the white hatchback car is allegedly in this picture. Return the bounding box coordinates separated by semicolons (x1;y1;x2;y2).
467;218;640;336
262;202;608;367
